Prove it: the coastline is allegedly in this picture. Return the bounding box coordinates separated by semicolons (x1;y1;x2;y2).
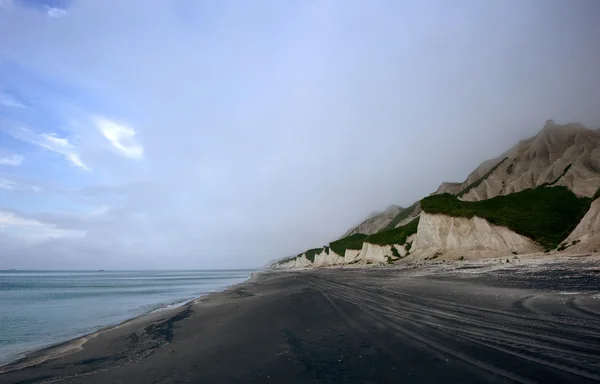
2;260;599;383
0;270;260;374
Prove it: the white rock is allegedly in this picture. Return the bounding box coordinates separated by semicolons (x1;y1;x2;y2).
411;212;541;257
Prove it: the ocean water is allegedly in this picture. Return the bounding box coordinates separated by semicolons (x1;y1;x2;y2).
0;270;255;365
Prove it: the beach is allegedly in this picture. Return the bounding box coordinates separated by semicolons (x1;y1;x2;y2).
2;257;600;383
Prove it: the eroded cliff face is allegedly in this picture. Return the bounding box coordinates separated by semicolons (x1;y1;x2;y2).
274;244;408;269
313;250;344;267
564;198;600;252
342;205;404;237
272;233;419;269
432;182;463;196
272;254;312;269
272;212;544;268
460;122;600;201
411;212;542;257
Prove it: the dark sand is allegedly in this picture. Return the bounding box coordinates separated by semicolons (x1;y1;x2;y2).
2;260;600;383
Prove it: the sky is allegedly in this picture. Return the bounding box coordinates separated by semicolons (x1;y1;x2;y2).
0;0;599;269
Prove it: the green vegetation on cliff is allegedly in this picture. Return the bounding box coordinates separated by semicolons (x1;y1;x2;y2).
421;186;591;248
384;201;420;230
328;218;419;256
366;217;419;246
284;185;600;267
304;248;324;263
329;234;368;256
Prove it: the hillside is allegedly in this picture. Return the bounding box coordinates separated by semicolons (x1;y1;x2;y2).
432;182;463;196
563;191;600;252
341;205;404;237
420;186;592;249
273;121;600;269
338;121;600;243
275;219;419;268
456;120;600;201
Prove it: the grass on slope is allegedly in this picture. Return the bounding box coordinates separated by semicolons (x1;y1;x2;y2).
457;157;508;198
329;234;368;255
384;201;420;230
304;248;324;263
328;218;419;256
366;217;419;246
275;256;296;266
421;186;591;249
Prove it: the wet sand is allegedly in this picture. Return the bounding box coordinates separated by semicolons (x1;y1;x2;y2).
2;259;600;383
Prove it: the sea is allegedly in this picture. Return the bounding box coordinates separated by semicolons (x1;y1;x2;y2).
0;269;256;365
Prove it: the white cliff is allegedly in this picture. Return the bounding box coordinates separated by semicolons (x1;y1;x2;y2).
273;242;414;269
272;254;312;269
459;121;600;201
273;121;600;268
410;212;542;259
313;249;345;267
342;205;404;237
343;249;362;263
564;198;600;252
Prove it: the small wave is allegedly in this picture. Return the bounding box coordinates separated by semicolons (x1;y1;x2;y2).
149;299;193;314
558;291;597;295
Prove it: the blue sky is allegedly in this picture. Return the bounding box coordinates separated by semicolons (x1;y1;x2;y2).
1;0;599;269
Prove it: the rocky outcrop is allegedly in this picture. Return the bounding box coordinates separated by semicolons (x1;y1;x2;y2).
432;182;463;196
392;203;422;228
342;205;404;237
563;198;600;252
275;120;600;268
411;212;542;258
313;249;344;267
272;254;312;269
460;121;600;201
274;240;416;269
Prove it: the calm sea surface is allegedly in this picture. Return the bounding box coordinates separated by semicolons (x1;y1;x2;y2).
0;270;255;365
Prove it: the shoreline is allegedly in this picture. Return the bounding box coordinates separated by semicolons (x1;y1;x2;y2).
0;270;260;374
2;253;595;372
1;261;599;383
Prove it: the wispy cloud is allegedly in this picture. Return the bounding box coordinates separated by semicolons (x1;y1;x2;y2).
0;210;85;242
0;178;16;190
0;91;26;108
1;0;68;17
46;6;66;18
38;132;90;170
10;127;91;170
0;154;24;166
94;117;144;159
0;177;41;192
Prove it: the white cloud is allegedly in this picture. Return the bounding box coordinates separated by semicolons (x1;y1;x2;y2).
41;133;70;148
0;178;16;190
10;128;91;171
0;91;26;108
38;132;90;170
0;210;85;242
94;117;144;159
0;154;23;166
46;7;66;18
66;152;87;169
